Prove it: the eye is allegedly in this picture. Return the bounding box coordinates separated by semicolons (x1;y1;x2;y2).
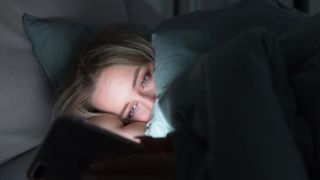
127;103;138;120
141;72;151;89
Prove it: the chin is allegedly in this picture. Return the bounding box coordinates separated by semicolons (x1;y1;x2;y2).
140;118;151;123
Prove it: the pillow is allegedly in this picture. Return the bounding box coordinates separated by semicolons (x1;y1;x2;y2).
152;0;308;97
23;14;152;89
23;14;93;89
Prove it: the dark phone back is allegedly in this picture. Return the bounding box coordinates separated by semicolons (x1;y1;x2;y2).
27;116;148;180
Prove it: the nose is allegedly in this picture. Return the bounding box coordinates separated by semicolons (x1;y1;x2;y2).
139;85;156;108
129;78;156;122
137;78;156;109
140;92;155;108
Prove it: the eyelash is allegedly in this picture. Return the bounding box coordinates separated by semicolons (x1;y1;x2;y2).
127;71;151;119
141;71;150;89
127;103;138;119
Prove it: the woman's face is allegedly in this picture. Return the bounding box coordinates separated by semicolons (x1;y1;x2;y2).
90;63;156;123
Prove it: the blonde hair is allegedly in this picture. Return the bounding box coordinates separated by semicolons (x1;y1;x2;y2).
53;25;154;119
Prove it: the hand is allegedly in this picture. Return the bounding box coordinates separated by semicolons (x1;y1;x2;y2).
137;135;175;153
81;135;176;180
81;153;175;180
88;113;147;142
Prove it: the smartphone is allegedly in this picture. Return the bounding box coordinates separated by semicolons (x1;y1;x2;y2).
27;116;148;180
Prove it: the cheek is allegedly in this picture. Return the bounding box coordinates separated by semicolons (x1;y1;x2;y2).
135;104;153;122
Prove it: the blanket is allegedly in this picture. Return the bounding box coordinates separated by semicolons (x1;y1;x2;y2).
165;28;319;180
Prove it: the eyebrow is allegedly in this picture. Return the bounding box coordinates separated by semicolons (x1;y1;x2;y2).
132;66;141;88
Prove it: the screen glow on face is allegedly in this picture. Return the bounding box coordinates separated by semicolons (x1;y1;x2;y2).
90;63;156;124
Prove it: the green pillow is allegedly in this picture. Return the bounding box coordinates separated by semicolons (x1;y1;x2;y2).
22;14;93;89
23;14;151;89
152;0;307;97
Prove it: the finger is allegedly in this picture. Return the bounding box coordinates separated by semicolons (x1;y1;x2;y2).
137;136;174;153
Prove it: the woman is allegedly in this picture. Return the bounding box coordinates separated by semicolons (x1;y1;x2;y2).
54;26;160;141
54;26;176;180
54;26;317;180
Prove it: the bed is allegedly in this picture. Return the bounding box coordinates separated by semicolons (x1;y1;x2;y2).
0;0;319;179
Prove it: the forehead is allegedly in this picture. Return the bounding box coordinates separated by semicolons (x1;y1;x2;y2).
89;65;137;113
102;65;136;74
96;65;136;87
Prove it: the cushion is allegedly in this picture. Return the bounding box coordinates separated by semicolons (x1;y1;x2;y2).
23;14;152;89
152;0;308;97
23;14;93;88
